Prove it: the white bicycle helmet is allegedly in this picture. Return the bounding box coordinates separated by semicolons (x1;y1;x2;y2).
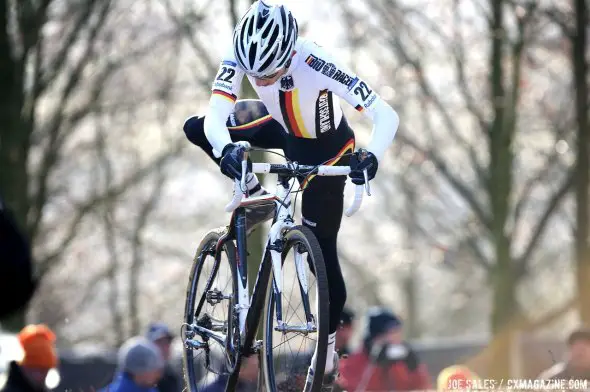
233;1;298;78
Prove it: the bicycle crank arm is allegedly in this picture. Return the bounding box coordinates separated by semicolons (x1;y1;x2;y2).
274;322;317;334
205;316;228;332
192;325;227;346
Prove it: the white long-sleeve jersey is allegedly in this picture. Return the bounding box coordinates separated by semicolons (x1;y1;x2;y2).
203;38;399;161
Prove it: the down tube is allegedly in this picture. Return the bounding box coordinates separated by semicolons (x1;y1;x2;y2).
241;245;272;356
234;208;249;335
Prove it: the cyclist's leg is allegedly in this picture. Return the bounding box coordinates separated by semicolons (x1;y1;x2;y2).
183;99;287;162
300;171;348;379
183;99;285;225
287;119;355;340
288;118;355;379
301;171;348;330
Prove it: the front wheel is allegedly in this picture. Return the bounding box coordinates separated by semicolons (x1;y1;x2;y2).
261;225;330;392
182;228;239;391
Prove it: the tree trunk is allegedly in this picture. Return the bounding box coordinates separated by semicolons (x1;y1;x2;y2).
487;0;518;379
403;178;420;339
489;238;518;379
572;0;590;324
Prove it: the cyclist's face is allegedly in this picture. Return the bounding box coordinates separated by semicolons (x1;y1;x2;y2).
253;51;295;86
254;67;287;86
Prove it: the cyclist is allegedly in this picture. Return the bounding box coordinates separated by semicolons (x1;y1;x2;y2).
182;1;399;390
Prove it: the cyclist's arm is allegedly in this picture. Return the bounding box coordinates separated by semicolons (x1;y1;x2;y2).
306;45;399;161
203;57;246;157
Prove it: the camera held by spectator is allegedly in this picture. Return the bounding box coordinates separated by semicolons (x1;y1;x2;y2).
338;307;431;392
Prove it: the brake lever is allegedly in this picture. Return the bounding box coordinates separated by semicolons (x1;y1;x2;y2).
358;149;371;197
361;169;370;196
240;149;249;193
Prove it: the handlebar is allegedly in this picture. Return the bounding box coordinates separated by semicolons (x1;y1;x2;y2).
224;142;371;217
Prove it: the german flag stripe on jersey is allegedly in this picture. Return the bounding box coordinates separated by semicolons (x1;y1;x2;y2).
279;89;311;138
228;115;272;131
213;89;237;103
355;104;364;112
300;138;355;190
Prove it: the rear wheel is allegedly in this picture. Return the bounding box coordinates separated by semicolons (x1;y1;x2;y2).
261;225;329;392
182;228;239;391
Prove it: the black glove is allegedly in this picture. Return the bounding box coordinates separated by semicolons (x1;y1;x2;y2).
349;149;378;185
220;143;252;180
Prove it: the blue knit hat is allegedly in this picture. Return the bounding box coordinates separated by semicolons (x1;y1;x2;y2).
364;307;402;343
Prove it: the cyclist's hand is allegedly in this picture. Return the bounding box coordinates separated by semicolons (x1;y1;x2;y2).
349;149;378;185
220;143;252;180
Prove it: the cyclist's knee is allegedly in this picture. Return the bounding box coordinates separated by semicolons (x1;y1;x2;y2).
183;115;209;148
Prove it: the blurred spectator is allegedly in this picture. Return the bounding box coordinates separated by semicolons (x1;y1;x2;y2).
145;323;181;392
437;365;480;391
338;307;431;391
201;355;259;392
100;337;164;392
537;327;590;381
0;196;37;319
0;324;58;392
336;308;355;357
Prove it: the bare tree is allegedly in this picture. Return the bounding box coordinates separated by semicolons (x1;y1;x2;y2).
572;0;589;325
0;0;187;331
556;0;590;324
544;0;590;324
95;111;126;346
0;0;223;341
334;0;576;377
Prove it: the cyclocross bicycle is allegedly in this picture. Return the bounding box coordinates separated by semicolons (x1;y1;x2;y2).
181;141;371;392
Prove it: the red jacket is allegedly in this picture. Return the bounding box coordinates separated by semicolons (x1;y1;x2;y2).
338;350;432;391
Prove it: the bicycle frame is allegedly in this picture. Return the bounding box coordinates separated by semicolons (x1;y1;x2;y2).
186;143;370;390
217;172;306;353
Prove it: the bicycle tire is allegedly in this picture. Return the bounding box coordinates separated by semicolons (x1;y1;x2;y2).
182;227;239;392
261;225;330;392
